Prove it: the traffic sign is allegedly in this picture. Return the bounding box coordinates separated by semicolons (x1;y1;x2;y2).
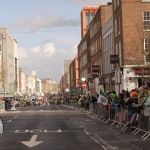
82;82;87;88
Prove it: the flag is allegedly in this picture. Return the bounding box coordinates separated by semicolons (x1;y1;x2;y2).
97;89;108;105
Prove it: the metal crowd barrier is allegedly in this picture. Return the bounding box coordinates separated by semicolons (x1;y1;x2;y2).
90;102;150;140
67;99;150;140
0;101;5;112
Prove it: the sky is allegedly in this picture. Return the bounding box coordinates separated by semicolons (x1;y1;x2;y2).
0;0;111;83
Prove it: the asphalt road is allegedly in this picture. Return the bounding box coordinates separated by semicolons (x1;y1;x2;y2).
0;105;150;150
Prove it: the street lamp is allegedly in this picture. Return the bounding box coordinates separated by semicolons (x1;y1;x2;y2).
81;77;86;82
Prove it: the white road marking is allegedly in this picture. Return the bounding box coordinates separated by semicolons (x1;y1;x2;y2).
15;129;62;133
91;137;100;144
27;110;32;112
94;134;119;150
44;129;62;133
113;134;143;150
15;130;29;133
7;120;12;122
84;130;90;135
101;145;108;150
113;134;122;140
14;116;18;119
21;135;43;148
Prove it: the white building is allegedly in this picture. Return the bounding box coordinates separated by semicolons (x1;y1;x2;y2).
36;78;42;96
19;68;26;96
0;28;19;97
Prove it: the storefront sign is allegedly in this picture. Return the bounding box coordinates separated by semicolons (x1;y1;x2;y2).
82;82;87;88
110;55;119;64
135;70;150;75
91;65;99;73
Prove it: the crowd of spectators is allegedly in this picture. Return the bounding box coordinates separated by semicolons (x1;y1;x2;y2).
68;87;150;131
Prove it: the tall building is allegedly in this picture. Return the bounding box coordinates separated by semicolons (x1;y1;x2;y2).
41;78;51;95
70;54;79;87
78;3;113;93
36;78;42;96
64;60;72;87
0;28;19;97
78;30;90;88
102;16;114;92
81;6;99;38
89;4;113;93
19;68;27;96
112;0;150;92
49;79;57;95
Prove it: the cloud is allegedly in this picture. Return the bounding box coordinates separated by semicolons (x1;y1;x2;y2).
43;43;56;57
64;44;78;59
18;47;28;59
32;46;40;53
18;42;77;82
10;13;80;32
30;43;56;57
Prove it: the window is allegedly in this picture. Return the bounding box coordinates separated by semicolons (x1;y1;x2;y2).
86;12;90;29
115;19;117;37
117;0;120;7
119;42;122;66
143;12;150;31
91;12;95;20
116;43;118;55
144;39;150;63
118;16;121;35
114;0;116;11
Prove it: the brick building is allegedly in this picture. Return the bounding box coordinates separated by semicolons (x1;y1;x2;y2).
41;79;50;95
112;0;150;92
70;54;79;88
81;6;99;38
78;30;90;93
89;4;113;93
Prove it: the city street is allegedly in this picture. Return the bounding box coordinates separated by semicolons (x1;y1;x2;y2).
0;105;150;150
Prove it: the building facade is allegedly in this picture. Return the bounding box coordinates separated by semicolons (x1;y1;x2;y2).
102;17;114;93
78;3;113;93
78;30;90;93
89;4;113;93
36;78;42;97
0;28;19;97
41;79;50;95
64;60;72;87
70;54;79;88
19;68;27;97
112;0;150;92
81;6;99;38
49;79;57;95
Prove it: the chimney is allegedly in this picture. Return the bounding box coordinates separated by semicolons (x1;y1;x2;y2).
107;2;112;5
